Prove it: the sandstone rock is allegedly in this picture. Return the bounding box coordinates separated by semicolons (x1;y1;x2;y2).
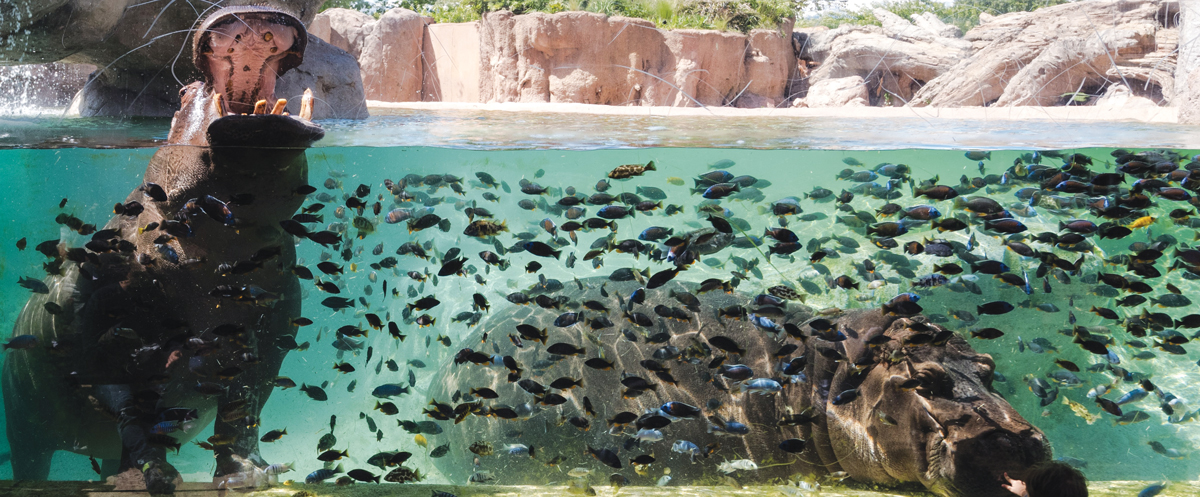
277;35;369;119
911;12;960;38
874;8;934;42
911;0;1175;107
662;28;748;106
477;10;794;107
360;8;429;102
803;75;868;107
309;11;331;42
802;22;965;105
313;8;377;59
737;23;795;107
1092;83;1159;110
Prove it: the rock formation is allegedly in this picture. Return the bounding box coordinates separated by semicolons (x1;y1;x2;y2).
908;0;1177;107
318;8;796;106
1;0;1192;116
794;9;967;106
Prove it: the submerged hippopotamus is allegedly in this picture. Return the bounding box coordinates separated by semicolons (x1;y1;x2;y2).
3;6;322;493
427;278;1048;496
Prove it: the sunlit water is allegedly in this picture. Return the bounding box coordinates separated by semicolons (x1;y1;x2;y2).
0;112;1198;495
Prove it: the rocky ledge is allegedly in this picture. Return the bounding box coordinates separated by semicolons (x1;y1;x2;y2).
1;0;1197;123
314;0;1192;120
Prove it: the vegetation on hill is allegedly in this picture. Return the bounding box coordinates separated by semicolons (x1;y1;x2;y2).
800;0;1073;32
319;0;1071;33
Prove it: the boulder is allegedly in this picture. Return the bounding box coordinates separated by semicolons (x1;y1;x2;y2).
313;7;378;60
801;20;966;105
360;8;430;102
276;35;370;119
1091;83;1159;110
800;75;868;107
910;0;1175;107
910;12;960;39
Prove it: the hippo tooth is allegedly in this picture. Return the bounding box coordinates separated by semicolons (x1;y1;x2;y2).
299;88;313;121
252;99;268;114
212;92;225;117
271;99;287;115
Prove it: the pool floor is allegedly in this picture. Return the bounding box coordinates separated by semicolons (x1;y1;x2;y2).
0;480;1190;496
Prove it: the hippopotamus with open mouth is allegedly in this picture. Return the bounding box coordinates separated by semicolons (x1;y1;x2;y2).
3;6;321;493
427;278;1048;496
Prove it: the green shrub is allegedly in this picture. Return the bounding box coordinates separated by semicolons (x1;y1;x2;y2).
321;0;800;31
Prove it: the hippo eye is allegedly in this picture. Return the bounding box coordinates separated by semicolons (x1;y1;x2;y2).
913;366;954;399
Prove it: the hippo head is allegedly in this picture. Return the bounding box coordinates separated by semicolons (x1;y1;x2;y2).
167;6;323;149
822;311;1049;497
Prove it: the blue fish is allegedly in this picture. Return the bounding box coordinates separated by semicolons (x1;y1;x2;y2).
372;383;410;399
748;314;781;333
735;378;782;396
660;401;702;419
1138;482;1167;497
2;335;38;350
305;463;343;484
671;440;700;463
707;417;750;436
638;227;673;241
1116;388;1149;406
912;274;948;288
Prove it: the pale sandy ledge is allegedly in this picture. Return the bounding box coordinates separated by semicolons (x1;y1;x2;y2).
368;101;1183;124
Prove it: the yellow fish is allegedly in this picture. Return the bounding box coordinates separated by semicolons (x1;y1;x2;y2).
415;434;428;448
666;177;684;186
1061;396;1097;425
1127;216;1156;229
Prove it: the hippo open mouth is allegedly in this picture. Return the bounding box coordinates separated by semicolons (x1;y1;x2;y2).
173;6;323;148
194;6;308;117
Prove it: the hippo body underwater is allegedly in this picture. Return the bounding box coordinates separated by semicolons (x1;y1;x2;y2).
3;6;323;493
428;277;1049;496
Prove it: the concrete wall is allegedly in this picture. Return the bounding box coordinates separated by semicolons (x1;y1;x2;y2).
1178;0;1200;124
422;22;481;102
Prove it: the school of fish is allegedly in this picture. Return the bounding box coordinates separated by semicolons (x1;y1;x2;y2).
12;147;1200;491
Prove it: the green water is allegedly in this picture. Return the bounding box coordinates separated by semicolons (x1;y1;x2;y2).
1;118;1199;493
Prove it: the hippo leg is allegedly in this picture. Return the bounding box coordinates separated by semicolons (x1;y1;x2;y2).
93;385;176;494
213;296;298;476
5;374;54;480
7;425;53;480
99;458;121;479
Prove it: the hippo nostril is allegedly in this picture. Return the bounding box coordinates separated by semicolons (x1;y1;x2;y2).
264;32;273;42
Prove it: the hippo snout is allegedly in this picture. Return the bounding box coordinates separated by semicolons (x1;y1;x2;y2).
950;429;1049;496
